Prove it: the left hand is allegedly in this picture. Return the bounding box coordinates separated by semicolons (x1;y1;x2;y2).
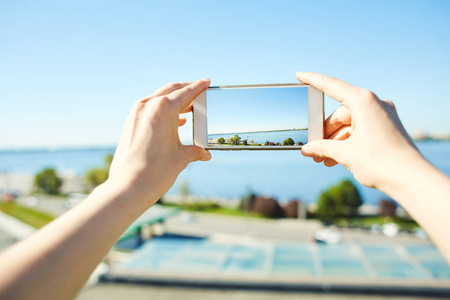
106;79;212;206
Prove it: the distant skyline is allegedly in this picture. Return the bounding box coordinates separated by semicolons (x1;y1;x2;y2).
207;87;308;134
208;128;308;136
1;1;449;149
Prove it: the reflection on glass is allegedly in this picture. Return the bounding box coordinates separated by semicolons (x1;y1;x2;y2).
207;86;308;147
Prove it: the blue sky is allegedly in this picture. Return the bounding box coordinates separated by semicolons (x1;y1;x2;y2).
1;0;449;148
207;87;308;134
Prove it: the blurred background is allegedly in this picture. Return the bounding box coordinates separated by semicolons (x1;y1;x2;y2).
1;1;449;299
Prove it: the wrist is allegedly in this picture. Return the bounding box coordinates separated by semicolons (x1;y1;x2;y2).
94;179;158;216
377;150;434;205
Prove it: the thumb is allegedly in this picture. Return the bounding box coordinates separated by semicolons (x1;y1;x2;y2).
184;145;212;162
301;139;345;162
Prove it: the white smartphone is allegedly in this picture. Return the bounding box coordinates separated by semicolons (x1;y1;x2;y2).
193;83;324;150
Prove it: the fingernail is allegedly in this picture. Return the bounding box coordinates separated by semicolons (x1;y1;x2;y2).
202;78;210;82
301;144;313;155
204;151;212;160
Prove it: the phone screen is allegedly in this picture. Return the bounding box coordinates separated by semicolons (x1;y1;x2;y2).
206;86;308;148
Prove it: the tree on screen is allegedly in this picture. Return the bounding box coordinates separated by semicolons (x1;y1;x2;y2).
217;137;225;144
229;134;241;145
283;138;295;145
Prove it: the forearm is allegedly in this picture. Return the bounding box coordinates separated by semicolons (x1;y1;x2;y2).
0;79;209;300
382;155;450;262
0;181;150;300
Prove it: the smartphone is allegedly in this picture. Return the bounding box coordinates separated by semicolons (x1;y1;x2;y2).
193;83;323;150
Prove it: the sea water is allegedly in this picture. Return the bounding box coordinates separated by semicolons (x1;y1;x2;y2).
0;141;449;205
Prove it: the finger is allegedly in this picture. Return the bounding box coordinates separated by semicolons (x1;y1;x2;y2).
168;78;210;112
150;82;191;98
323;158;338;167
180;103;193;114
178;117;187;127
381;99;397;112
328;125;352;140
184;145;212;162
301;139;345;162
130;82;192;113
313;157;325;163
296;72;360;108
325;106;352;138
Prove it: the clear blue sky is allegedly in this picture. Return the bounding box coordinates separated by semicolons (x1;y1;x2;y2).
207;87;308;134
1;0;449;148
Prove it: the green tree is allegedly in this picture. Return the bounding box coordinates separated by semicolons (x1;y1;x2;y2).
104;153;113;166
339;180;363;216
316;190;338;219
85;154;114;191
283;138;295;145
217;137;225;144
229;134;241;145
316;179;362;218
34;168;63;195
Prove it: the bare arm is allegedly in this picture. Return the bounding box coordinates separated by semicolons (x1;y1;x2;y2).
297;72;450;262
0;79;211;300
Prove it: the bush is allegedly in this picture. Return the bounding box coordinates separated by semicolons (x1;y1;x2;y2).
379;199;397;217
252;196;284;218
283;138;295;146
34;168;63;195
85;154;113;191
316;179;362;219
284;199;300;218
217;137;225;144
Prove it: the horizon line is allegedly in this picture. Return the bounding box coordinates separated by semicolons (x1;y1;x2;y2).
0;144;118;152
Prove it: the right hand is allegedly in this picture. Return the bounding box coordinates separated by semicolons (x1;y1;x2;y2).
297;72;424;192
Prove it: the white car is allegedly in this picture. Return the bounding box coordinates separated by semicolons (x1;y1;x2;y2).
381;223;399;237
314;229;341;244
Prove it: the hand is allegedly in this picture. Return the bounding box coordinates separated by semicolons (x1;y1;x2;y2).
297;72;423;192
106;79;212;206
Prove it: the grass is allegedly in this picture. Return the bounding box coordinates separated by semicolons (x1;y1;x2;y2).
197;206;262;218
0;201;55;229
160;202;262;218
